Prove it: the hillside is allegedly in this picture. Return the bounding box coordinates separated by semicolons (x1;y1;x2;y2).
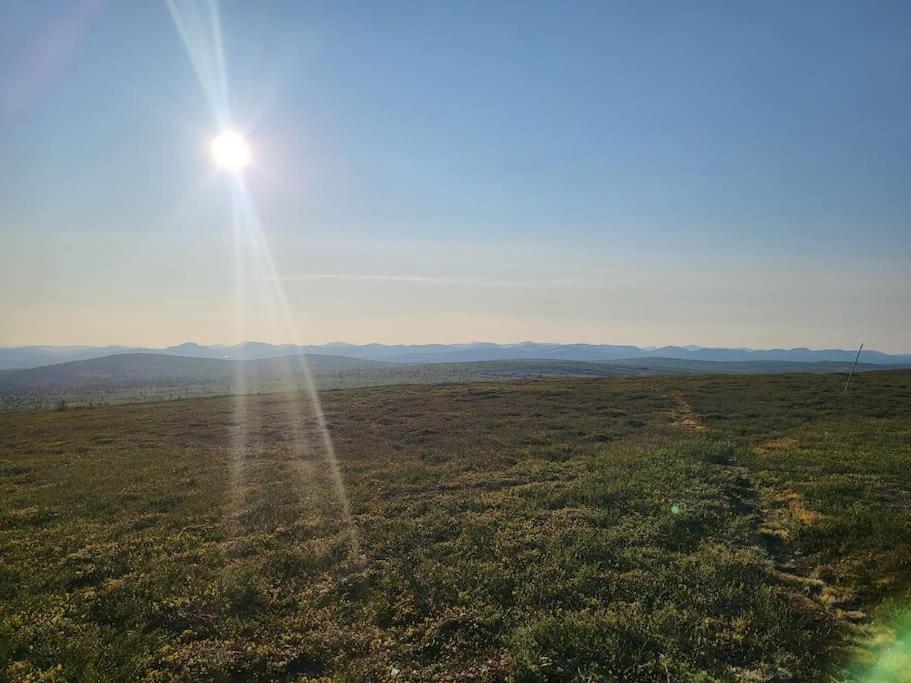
0;353;384;389
0;353;900;412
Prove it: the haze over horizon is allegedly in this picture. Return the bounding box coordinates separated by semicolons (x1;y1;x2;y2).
3;1;910;351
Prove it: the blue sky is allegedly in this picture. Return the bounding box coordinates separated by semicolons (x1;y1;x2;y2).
1;1;909;350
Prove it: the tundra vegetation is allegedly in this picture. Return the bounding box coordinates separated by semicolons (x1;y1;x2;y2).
2;371;910;680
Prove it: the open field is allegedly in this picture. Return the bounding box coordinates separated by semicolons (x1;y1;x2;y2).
2;371;911;680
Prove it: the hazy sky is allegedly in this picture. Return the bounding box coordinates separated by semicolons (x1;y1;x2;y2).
2;1;909;351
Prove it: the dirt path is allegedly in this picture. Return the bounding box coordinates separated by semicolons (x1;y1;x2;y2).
670;393;706;432
719;455;871;651
666;390;880;667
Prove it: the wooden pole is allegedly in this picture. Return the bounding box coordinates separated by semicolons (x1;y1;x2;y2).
843;342;864;394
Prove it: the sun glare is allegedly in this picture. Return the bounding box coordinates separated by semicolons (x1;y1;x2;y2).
210;130;251;172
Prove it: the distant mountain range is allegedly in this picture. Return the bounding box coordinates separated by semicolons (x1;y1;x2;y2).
0;341;908;370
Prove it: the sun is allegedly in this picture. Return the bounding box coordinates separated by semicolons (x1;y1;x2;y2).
210;130;251;172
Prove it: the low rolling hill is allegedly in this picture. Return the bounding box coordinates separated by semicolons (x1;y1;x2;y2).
0;353;384;390
0;352;901;411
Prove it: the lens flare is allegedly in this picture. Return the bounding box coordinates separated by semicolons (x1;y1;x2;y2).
854;605;911;682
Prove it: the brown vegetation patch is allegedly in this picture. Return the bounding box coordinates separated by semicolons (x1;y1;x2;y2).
781;489;823;525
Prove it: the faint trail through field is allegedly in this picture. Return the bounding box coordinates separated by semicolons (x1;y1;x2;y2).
665;389;874;663
715;444;872;661
670;393;706;432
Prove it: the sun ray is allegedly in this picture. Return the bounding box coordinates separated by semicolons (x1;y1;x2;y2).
167;0;359;555
231;176;360;555
165;0;231;127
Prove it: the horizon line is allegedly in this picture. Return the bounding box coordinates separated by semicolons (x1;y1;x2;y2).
1;340;905;356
